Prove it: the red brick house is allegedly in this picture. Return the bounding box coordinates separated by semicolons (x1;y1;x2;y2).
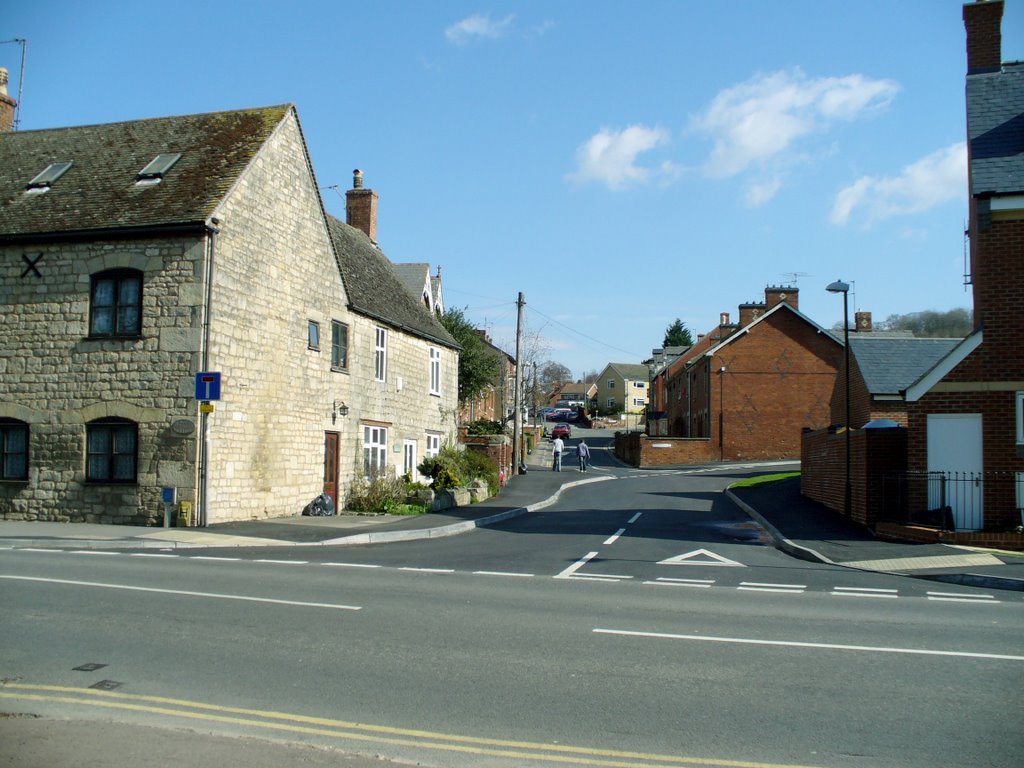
803;0;1023;545
619;286;841;466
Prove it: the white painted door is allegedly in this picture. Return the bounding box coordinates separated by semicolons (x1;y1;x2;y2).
926;413;983;531
403;440;418;482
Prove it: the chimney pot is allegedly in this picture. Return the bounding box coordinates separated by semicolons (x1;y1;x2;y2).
346;170;378;241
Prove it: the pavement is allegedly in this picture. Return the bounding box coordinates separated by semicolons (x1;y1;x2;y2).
2;440;1022;592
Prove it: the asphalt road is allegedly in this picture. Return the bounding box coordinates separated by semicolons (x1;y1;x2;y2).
3;454;1022;768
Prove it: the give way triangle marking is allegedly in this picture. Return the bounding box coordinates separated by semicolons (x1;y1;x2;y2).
658;549;745;567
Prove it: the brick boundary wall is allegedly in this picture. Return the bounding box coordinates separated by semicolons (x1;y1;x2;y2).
615;432;716;467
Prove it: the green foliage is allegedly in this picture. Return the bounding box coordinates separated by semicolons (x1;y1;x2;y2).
663;318;694;348
439;307;503;404
729;472;800;489
347;469;406;514
461;448;500;496
418;446;463;490
418;444;499;495
877;308;973;338
466;419;505;435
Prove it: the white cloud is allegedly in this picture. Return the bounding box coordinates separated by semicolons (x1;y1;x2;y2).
745;177;782;207
445;14;516;45
691;69;899;179
567;125;670;189
830;142;967;226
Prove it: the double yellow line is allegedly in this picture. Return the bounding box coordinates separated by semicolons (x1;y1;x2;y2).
0;682;822;768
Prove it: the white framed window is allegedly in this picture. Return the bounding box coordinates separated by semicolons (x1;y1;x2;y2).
429;347;441;395
374;327;388;382
633;381;646;389
307;320;320;350
606;397;615;408
632;397;645;407
425;433;441;458
607;379;615;389
1016;391;1024;445
363;425;388;476
331;320;348;370
403;440;418;481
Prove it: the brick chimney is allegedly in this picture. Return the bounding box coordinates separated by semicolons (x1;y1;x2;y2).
765;285;798;311
346;169;378;242
963;0;1004;74
738;301;766;327
854;311;872;332
0;68;17;132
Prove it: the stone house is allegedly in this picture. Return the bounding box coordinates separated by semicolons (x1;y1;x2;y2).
802;0;1024;544
331;172;460;485
0;103;457;526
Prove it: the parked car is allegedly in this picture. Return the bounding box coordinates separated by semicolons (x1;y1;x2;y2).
551;423;571;440
537;407;556;420
547;407;573;421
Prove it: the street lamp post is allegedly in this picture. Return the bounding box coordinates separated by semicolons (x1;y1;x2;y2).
827;280;851;518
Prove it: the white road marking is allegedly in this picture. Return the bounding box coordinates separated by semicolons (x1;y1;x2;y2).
604;528;626;545
400;567;454;574
323;562;381;569
927;591;999;603
644;578;715;588
254;559;308;565
0;575;361;611
130;553;180;559
473;571;534;578
738;581;805;594
659;549;745;567
593;628;1024;661
191;556;241;562
831;587;899;598
68;550;120;556
555;551;598;579
627;513;642;524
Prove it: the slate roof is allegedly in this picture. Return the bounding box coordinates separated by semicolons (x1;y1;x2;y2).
605;362;650;381
326;215;458;350
966;61;1024;195
848;336;962;396
392;263;431;305
0;105;293;239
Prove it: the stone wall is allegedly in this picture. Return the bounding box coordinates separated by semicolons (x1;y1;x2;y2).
0;235;205;524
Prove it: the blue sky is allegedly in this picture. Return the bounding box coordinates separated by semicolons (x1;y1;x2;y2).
5;1;1019;378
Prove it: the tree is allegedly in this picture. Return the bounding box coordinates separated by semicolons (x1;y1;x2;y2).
439;307;502;405
539;361;571;393
663;318;693;348
878;308;973;338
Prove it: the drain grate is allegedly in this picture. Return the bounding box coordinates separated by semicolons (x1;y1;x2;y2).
73;663;107;672
89;680;123;691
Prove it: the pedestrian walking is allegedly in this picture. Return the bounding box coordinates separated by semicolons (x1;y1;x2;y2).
551;435;564;471
577;439;590;472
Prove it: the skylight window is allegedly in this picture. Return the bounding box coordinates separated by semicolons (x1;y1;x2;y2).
26;161;73;191
137;153;181;180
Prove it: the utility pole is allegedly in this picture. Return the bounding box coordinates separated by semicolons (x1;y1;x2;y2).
512;292;526;474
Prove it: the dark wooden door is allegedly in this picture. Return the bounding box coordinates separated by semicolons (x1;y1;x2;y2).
323;431;340;510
